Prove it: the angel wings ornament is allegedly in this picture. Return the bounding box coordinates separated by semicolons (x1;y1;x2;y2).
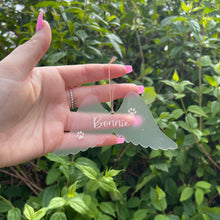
55;91;178;156
55;58;177;155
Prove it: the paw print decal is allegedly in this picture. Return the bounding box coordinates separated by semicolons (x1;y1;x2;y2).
128;108;137;115
76;131;85;140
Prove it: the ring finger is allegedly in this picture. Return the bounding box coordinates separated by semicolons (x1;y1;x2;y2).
67;83;144;108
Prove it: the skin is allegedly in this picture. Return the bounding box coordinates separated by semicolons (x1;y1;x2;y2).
0;21;139;168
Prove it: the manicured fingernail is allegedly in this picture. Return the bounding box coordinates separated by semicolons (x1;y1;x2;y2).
125;65;133;74
36;11;43;32
117;137;125;144
133;116;143;127
137;86;145;94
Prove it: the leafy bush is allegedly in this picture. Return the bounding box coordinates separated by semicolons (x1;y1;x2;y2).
0;0;220;219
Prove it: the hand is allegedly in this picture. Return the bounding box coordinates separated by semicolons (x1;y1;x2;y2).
0;19;141;167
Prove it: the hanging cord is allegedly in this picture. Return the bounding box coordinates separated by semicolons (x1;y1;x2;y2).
109;57;116;114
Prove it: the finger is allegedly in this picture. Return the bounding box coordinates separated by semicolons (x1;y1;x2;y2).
56;133;122;152
64;112;140;131
1;20;51;80
54;64;132;87
67;83;141;108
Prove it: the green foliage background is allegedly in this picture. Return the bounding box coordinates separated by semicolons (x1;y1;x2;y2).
0;0;220;219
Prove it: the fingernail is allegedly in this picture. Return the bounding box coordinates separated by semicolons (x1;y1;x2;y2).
125;65;133;74
36;11;43;32
133;116;143;127
117;137;125;144
137;85;145;94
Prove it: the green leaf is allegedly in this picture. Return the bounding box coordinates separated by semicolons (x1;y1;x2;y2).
195;181;211;189
142;87;157;104
64;7;85;20
154;215;169;220
35;1;60;8
132;209;148;220
50;212;67;220
59;165;70;181
45;153;71;165
7;208;21;220
87;46;103;57
106;33;122;57
196;167;204;178
41;185;60;207
46;168;61;185
68;195;89;214
180;187;194;202
160;16;178;27
153;161;169;172
186;113;198;129
23;204;35;220
195;188;204;206
100;202;116;217
178;121;191;133
48;197;66;209
165;178;178;199
216;186;220;195
174;93;185;99
47;52;68;65
93;13;108;26
170;46;182;59
27;196;41;210
173;70;179;82
187;58;200;65
105;169;122;177
127;197;141;208
75;30;88;42
107;15;117;22
133;173;155;195
33;208;47;220
187;105;208;117
75;157;99;173
169;109;184;119
167;215;180;220
162;80;176;90
68;182;77;198
98;176;118;192
201;56;212;66
0;200;11;213
150;187;167;211
156;185;166;200
205;75;218;87
181;1;189;13
187;19;200;34
76;165;98;180
212;61;220;75
211;101;220;116
183;200;196;216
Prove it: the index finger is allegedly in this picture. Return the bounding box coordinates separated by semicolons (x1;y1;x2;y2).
46;64;132;87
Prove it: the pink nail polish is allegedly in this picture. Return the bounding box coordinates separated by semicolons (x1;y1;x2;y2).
125;65;133;74
117;137;125;144
137;86;145;94
36;11;43;32
133;116;143;127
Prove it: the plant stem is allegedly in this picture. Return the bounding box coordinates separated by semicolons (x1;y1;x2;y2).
136;30;145;65
180;98;187;114
193;134;220;171
198;46;203;131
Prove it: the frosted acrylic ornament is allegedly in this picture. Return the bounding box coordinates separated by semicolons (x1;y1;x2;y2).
55;60;178;155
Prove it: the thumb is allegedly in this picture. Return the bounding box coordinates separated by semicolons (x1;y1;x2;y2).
1;12;51;79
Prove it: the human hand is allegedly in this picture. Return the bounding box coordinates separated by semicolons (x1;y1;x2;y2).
0;14;142;167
